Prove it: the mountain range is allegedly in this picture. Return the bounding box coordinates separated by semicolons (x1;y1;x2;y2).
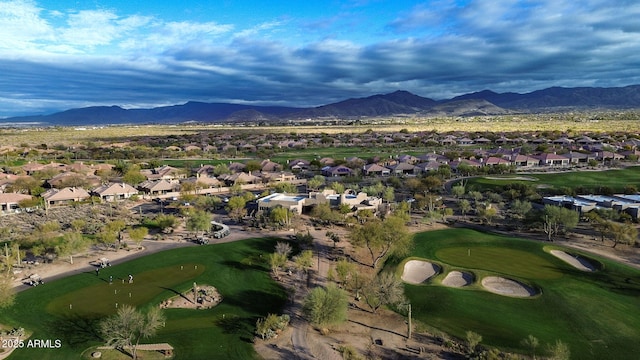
3;85;640;126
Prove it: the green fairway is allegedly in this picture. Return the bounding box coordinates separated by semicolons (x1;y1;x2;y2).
0;238;288;360
436;247;563;280
465;166;640;193
46;263;205;317
394;228;640;359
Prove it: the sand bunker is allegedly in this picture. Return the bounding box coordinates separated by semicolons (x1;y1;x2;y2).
550;250;596;272
481;276;538;298
401;260;440;284
442;271;474;287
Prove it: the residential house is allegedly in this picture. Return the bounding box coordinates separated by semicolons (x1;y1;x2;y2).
510;154;539;168
483;157;512;166
46;171;102;189
0;193;33;213
439;135;457;146
449;158;483;171
138;180;177;196
260;159;283;172
535;153;570;167
64;161;98;176
92;183;139;202
418;153;449;164
227;162;247;173
414;161;442;173
397;155;419;164
218;172;261;185
318;157;335;166
494;136;511;146
42;187;91;206
21;161;66;175
141;165;185;182
473;137;492;145
594;151;624;162
542;196;597;213
457;137;474;145
259;171;296;183
288;159;311;171
363;163;391;176
321;165;352;177
387;162;417;175
181;174;222;190
566;151;592;165
552;137;573;146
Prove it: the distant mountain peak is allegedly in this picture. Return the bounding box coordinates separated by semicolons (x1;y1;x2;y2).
2;84;640;126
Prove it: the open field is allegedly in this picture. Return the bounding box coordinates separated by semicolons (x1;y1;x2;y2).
0;237;288;360
391;228;640;359
465;166;640;193
2;116;640;147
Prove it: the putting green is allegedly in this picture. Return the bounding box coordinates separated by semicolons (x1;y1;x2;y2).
435;246;563;279
400;229;640;360
47;263;205;317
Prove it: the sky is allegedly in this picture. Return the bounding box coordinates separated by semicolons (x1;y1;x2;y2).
1;0;640;117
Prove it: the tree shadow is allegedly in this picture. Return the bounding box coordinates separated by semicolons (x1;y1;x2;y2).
45;314;102;347
215;315;255;343
347;319;405;338
160;286;193;303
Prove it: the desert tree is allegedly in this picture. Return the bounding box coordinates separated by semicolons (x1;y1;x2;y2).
303;283;348;330
0;271;15;309
55;231;91;264
333;258;355;288
541;205;579;241
269;206;292;228
225;196;247;222
458;199;471;219
293;250;314;285
306;175;325;190
546;340;570;360
99;305;165;360
510;199;532;220
274;241;292;258
606;221;638;248
451;184;465;198
127;227;149;248
185;209;212;238
349;215;412;268
521;334;539;360
268;252;288;279
361;272;405;314
466;331;483;356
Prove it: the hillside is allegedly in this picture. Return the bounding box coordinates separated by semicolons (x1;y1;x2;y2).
3;85;640;126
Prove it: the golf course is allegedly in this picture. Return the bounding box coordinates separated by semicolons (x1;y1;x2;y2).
395;228;640;359
0;237;288;360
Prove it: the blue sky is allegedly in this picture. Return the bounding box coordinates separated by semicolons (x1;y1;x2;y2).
1;0;639;117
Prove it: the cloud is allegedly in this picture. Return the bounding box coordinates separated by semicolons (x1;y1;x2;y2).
1;0;640;117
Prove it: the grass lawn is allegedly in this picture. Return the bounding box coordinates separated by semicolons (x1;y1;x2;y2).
392;228;640;359
465;166;640;193
0;237;288;360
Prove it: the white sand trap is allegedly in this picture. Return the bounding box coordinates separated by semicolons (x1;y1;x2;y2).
550;250;596;272
402;260;440;284
442;271;474;287
481;276;538;298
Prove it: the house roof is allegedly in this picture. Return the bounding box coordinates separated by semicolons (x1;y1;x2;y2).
139;180;175;192
363;163;389;172
42;187;90;201
93;182;138;196
0;193;32;204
